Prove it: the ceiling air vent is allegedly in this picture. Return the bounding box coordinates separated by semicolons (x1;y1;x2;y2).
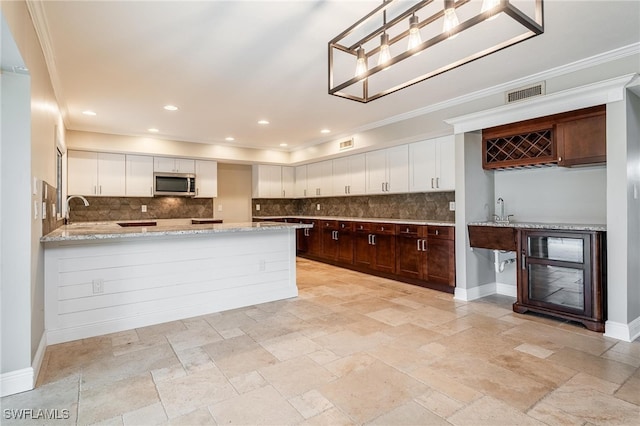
505;82;545;104
339;138;354;151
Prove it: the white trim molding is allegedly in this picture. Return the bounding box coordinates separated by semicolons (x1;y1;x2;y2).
445;74;639;134
0;367;34;398
604;316;640;343
454;283;496;301
0;334;47;397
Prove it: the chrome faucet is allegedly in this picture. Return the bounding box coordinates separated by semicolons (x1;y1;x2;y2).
493;197;513;224
65;195;89;224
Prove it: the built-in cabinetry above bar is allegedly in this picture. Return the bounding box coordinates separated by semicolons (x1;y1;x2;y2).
482;105;606;170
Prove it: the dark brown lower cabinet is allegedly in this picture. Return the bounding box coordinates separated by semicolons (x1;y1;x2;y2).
513;230;606;332
269;217;456;293
425;226;456;287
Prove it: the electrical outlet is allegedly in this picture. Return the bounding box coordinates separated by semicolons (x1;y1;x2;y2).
34;201;38;219
92;279;104;294
141;205;147;213
256;204;261;211
316;204;321;211
42;202;47;219
449;201;456;211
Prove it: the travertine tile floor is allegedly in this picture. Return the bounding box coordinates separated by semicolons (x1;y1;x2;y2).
3;258;639;425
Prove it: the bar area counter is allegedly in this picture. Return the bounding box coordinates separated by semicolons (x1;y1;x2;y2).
42;220;311;344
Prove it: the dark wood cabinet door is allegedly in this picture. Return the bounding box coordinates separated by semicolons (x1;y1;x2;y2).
307;223;322;256
425;238;455;286
336;230;354;264
396;235;423;279
372;234;396;274
321;229;338;260
354;232;372;269
296;228;308;254
556;109;606;166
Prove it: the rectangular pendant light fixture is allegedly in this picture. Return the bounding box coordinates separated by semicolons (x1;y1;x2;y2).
328;0;544;103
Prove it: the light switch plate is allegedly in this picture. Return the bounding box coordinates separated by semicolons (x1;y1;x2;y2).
32;177;38;195
141;205;147;212
316;204;321;211
449;202;456;211
256;204;260;211
42;202;47;219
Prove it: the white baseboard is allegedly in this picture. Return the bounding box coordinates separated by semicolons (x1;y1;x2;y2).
454;282;516;301
0;334;47;397
454;283;496;301
604;316;640;342
496;283;517;298
32;333;47;385
0;367;34;397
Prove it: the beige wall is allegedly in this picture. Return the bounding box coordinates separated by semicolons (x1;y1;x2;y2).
214;163;252;222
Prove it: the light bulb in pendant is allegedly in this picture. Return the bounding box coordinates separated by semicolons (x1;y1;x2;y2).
355;46;368;78
377;33;391;68
443;0;460;39
407;14;422;52
481;0;501;20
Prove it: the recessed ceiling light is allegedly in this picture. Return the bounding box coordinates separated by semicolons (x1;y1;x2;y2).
82;110;97;116
320;129;331;134
225;137;235;142
163;105;178;111
279;143;288;147
147;128;159;133
258;120;270;125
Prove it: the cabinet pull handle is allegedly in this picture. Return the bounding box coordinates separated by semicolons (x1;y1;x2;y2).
368;234;372;245
521;252;527;270
381;182;384;192
417;240;422;252
372;235;376;245
422;239;427;251
436;177;440;188
99;185;102;195
385;182;389;192
304;189;307;197
435;229;439;236
431;178;435;189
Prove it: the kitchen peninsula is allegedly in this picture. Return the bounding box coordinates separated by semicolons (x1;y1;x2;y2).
41;220;311;344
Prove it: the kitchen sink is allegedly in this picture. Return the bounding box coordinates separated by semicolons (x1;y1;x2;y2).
117;221;157;227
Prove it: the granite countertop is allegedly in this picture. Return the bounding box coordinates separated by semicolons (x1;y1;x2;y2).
253;216;455;227
41;219;311;243
467;221;606;232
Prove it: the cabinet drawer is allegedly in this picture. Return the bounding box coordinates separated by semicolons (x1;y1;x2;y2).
354;222;372;233
319;220;338;230
427;226;453;240
395;224;426;237
372;223;396;235
468;225;516;251
338;221;353;231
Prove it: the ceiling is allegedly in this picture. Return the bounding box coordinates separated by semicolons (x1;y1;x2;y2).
27;1;640;152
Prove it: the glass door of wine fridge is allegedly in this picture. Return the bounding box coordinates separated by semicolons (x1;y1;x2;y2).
521;231;592;316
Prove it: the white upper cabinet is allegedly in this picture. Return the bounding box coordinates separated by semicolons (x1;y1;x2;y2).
282;166;295;199
126;155;154;197
307;160;333;197
68;150;126;196
154;156;195;174
332;154;366;196
365;145;408;194
408;136;455;192
252;164;284;198
294;165;308;198
195;160;218;198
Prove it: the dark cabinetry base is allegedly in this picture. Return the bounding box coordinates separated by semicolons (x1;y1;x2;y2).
513;302;605;332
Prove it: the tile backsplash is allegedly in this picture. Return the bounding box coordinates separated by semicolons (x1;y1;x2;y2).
68;196;214;222
253;192;455;221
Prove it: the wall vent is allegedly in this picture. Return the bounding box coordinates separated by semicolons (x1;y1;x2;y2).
339;138;354;150
505;82;545;104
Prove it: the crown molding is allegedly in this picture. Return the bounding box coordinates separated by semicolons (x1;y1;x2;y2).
295;42;640;151
26;0;70;127
445;73;638;134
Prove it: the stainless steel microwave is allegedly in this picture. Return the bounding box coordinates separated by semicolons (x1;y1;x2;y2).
153;173;196;196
